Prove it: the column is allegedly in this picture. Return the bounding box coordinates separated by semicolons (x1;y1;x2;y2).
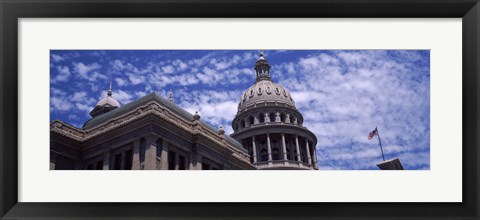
252;136;257;163
295;135;301;161
264;113;270;122
103;150;110;170
281;133;287;160
159;140;169;170
175;153;180;170
189;153;202;170
132;140;141;170
144;135;158;170
50;153;57;170
305;138;312;165
313;146;319;169
267;134;272;162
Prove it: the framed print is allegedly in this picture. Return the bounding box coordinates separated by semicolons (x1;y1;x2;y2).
1;0;479;219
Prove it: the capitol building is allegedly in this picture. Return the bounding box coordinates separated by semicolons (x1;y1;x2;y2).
50;52;318;170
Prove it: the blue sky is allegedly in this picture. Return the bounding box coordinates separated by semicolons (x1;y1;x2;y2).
50;50;430;170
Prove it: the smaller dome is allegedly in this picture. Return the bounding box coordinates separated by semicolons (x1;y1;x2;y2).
96;95;120;107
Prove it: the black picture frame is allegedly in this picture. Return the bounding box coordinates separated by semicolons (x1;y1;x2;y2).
1;0;479;219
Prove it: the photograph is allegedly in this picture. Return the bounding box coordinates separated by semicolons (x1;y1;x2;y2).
50;50;430;170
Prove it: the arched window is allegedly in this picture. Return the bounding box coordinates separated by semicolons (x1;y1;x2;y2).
260;149;268;161
280;113;286;122
259;113;265;123
291;116;297;124
258;87;262;95
249;115;254;125
269;112;275;123
286;148;291;160
272;148;280;160
294;149;298;161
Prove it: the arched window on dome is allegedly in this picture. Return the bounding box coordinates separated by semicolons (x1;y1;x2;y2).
272;147;280;160
280;113;286;122
260;149;268;162
259;113;265;123
258;87;262;95
269;112;275;123
249;115;254;126
291;115;297;125
266;86;272;94
240;119;245;129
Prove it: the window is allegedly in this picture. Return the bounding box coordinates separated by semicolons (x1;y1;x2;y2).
286;148;291;160
258;87;262;95
113;153;122;170
202;163;210;170
179;155;186;170
96;160;103;170
260;149;268;161
269;112;275;122
280;113;286;122
259;113;265;123
124;149;132;170
266;86;272;94
275;87;280;95
249;116;254;125
272;148;280;160
168;151;176;170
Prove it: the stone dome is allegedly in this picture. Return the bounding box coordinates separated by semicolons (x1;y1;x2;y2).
96;95;120;107
238;80;295;112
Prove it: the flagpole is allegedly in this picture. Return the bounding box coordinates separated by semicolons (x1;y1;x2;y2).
376;126;386;161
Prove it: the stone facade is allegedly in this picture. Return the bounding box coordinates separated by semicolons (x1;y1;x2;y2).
50;93;254;170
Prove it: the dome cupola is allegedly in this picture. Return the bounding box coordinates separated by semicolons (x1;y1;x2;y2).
254;50;271;82
89;82;121;117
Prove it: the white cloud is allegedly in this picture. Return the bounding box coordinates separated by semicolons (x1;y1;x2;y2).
127;73;145;85
115;77;128;87
73;62;105;82
51;54;65;62
52;66;71;82
162;65;175;74
51;97;73;111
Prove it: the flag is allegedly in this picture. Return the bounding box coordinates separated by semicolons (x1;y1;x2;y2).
368;128;378;140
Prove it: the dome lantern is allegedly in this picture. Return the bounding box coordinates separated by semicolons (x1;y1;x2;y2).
254;50;271;82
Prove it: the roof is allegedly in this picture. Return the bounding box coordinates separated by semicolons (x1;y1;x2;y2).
238;80;296;112
82;92;244;150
